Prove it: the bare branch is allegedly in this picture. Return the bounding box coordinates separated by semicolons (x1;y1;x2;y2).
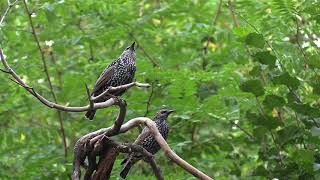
295;16;308;67
22;0;68;160
118;143;163;180
80;136;164;180
203;0;222;55
73;117;213;180
0;68;10;73
126;118;213;180
0;0;19;27
0;48;149;112
92;82;150;102
105;99;127;136
230;121;255;141
72;99;128;180
85;84;94;111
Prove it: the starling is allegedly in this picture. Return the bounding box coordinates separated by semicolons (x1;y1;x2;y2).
85;42;136;120
120;109;175;178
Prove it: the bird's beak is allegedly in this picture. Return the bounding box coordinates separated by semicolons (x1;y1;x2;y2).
129;42;135;51
167;110;175;114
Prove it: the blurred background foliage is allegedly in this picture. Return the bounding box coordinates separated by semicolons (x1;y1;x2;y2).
1;0;320;179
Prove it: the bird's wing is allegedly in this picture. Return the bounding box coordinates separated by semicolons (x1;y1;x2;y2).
133;127;151;145
123;68;136;84
93;65;115;94
122;128;149;165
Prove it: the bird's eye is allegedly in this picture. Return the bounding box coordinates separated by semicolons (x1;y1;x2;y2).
126;47;129;50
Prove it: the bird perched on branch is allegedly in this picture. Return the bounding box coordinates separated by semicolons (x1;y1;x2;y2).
85;42;136;120
120;109;175;178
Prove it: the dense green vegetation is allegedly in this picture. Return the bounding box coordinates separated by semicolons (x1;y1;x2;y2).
1;0;320;179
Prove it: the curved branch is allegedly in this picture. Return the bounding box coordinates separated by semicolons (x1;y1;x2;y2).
117;143;163;180
73;116;213;180
92;82;150;102
72;98;128;180
0;49;150;112
118;118;213;180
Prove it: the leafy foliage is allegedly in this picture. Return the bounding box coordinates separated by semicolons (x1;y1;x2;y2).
0;0;320;179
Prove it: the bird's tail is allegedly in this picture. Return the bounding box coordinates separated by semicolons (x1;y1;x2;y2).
120;156;134;179
85;110;96;120
120;162;132;179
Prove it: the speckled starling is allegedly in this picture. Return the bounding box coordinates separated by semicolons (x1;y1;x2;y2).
85;42;136;120
120;109;174;178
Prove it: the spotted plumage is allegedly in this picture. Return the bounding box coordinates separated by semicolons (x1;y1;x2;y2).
85;42;136;120
120;109;174;178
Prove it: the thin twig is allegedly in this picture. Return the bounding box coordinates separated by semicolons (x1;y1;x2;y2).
118;143;163;180
295;17;308;66
0;51;149;111
0;0;19;27
85;84;94;111
269;130;284;166
77;17;95;62
49;52;64;89
228;4;318;135
0;68;10;73
256;97;284;165
228;0;239;27
129;33;160;67
288;86;320;127
22;0;68;160
203;0;223;56
294;16;320;81
227;5;286;70
230;121;256;141
92;82;150;102
144;82;154;117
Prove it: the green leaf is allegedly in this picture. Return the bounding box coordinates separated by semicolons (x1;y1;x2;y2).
249;65;262;76
233;26;251;36
45;11;57;23
245;33;265;48
276;125;302;146
253;51;276;67
246;111;283;129
289;103;320;117
272;72;300;89
252;165;269;176
253;127;268;141
293;149;314;165
240;79;264;96
309;55;320;69
263;95;285;109
215;139;234;151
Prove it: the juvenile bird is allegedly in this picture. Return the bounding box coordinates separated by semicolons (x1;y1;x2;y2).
120;109;174;178
85;42;136;120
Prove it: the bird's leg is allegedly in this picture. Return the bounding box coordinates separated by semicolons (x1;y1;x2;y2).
105;92;120;104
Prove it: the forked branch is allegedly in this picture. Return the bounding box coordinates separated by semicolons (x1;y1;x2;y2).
0;49;150;112
73;115;213;180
